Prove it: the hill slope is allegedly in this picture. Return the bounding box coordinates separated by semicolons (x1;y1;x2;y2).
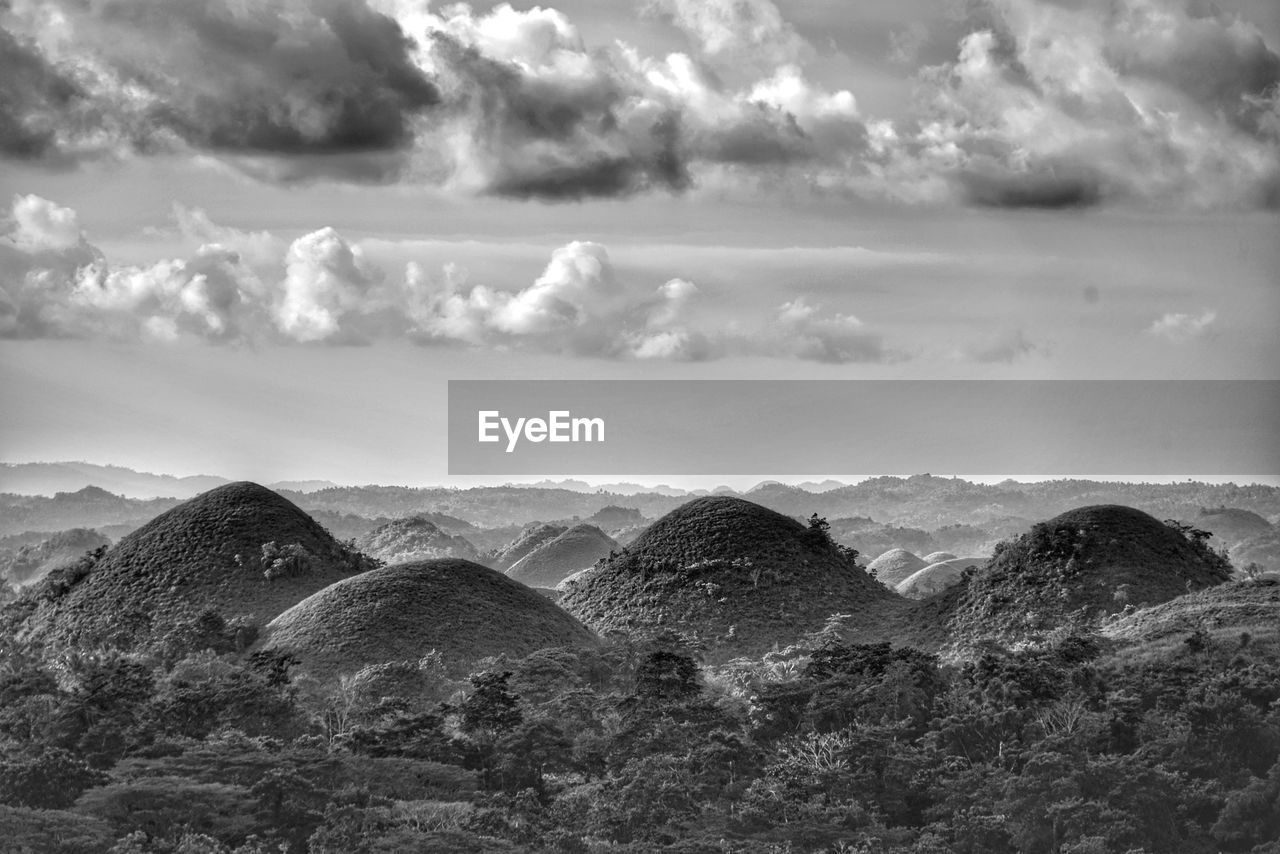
263;558;596;676
355;516;481;565
20;482;372;648
559;496;899;655
866;548;927;587
895;557;983;600
505;524;618;588
935;505;1233;651
1102;578;1280;646
0;528;110;587
489;523;568;572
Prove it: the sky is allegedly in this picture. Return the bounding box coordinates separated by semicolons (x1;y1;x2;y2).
1;0;1278;486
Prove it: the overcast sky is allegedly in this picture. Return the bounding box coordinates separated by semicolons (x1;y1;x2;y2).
1;0;1278;485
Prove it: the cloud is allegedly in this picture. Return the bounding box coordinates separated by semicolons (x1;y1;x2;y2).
2;0;1278;206
1147;309;1216;341
1;195;905;361
3;0;439;179
646;0;810;68
276;228;386;342
964;328;1045;363
899;0;1280;208
769;298;888;363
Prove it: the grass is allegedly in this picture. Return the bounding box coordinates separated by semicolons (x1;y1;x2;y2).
505;524;617;588
263;558;597;679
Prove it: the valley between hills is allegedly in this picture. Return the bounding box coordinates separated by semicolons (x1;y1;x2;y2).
1;474;1278;853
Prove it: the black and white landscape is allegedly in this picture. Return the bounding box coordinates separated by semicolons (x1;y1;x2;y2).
2;0;1280;851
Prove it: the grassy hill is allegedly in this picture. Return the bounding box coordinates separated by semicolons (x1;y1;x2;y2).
895;557;983;600
354;516;481;565
17;482;373;648
505;524;618;588
865;548;927;587
262;558;596;677
488;523;568;572
934;505;1234;652
559;496;899;656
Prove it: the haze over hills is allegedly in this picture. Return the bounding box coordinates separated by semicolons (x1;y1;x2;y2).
262;558;597;678
488;523;568;572
13;482;374;649
560;496;899;655
0;528;110;588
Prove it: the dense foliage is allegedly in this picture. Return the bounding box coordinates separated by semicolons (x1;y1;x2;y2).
3;593;1278;853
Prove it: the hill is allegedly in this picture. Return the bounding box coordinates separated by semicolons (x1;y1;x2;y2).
488;523;568;572
0;528;110;588
1101;578;1280;647
865;548;927;587
559;496;899;655
355;516;481;565
1194;507;1272;545
505;524;618;588
18;482;373;648
895;557;984;600
936;505;1233;651
262;558;596;676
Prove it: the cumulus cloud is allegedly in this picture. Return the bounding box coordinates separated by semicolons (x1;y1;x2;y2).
963;328;1045;363
401;241;718;359
646;0;810;68
4;196;885;359
1147;309;1217;341
769;298;888;363
897;0;1280;207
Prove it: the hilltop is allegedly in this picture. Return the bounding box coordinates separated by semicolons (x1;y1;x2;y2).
935;505;1233;652
559;496;898;655
262;558;596;677
16;482;373;648
354;516;481;565
505;524;618;588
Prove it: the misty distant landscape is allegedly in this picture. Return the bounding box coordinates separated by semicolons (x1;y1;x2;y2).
2;467;1279;852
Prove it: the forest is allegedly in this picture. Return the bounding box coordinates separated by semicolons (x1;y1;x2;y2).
2;599;1278;853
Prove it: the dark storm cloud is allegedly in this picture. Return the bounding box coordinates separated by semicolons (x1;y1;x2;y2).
0;27;83;159
2;0;438;176
2;0;1278;207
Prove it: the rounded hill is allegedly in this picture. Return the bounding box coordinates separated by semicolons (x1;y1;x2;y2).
355;516;480;565
895;557;983;600
262;558;596;676
24;482;372;647
938;505;1233;650
489;523;568;572
558;496;898;655
866;548;927;587
505;524;618;588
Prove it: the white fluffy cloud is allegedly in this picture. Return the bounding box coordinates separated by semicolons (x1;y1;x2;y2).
1;195;901;362
1147;309;1217;341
